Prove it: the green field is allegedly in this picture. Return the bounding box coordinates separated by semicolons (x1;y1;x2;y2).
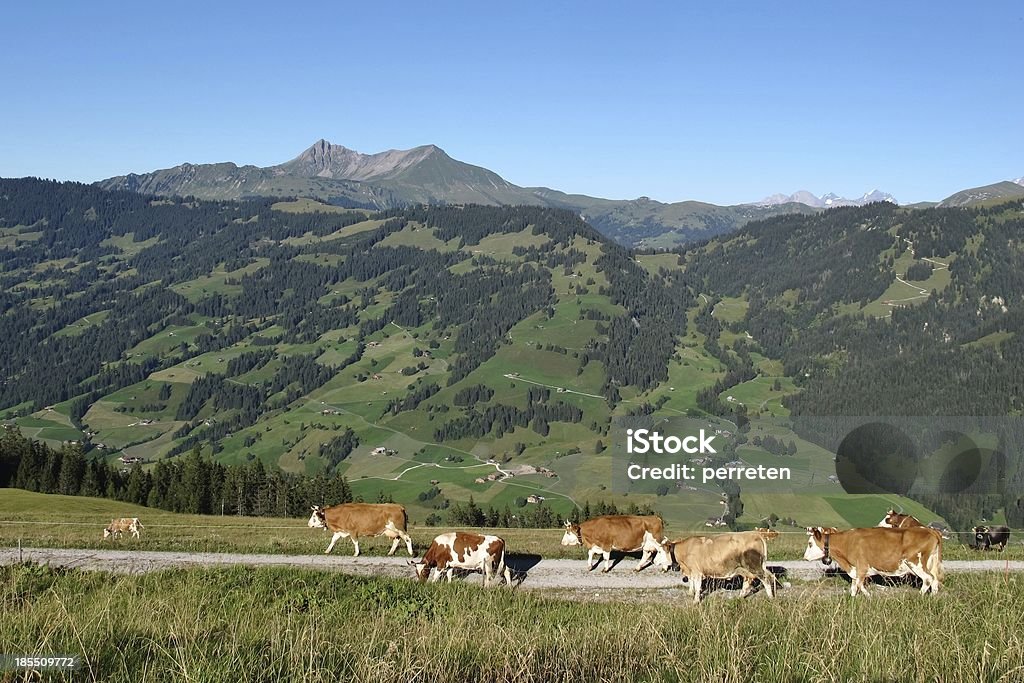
2;564;1024;682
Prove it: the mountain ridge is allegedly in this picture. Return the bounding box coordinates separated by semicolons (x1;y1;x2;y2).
96;140;1021;247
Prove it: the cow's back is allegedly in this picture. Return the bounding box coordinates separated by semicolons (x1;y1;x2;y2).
838;527;941;572
673;533;766;574
324;503;407;534
581;515;663;550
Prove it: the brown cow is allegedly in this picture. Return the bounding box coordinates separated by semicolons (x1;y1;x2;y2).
877;509;924;529
103;517;143;539
307;503;413;556
561;515;665;572
409;531;512;587
804;526;943;596
652;529;779;603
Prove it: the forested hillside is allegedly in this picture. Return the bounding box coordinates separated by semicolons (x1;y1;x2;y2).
3;178;1023;530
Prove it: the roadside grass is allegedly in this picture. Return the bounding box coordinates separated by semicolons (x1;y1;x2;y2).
3;564;1024;682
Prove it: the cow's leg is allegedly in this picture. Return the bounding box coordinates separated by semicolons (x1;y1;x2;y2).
325;531;348;554
739;574;755;598
401;530;414;556
850;568;869;597
691;574;703;604
586;547;599;571
635;548;654;572
351;536;361;557
761;568;776;598
601;549;613;573
483;560;493;588
387;535;401;556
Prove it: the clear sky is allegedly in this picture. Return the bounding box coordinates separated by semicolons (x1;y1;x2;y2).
1;2;1021;205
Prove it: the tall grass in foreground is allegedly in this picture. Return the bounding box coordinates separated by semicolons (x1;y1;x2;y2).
2;565;1024;682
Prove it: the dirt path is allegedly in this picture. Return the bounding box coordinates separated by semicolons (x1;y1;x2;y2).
4;548;1023;592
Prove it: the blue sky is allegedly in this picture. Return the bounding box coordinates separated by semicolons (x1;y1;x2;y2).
1;2;1021;205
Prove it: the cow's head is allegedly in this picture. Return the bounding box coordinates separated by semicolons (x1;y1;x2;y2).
102;527;112;539
407;559;430;583
974;526;989;543
755;527;779;541
803;527;829;562
878;509;899;527
560;520;582;546
652;539;675;571
307;506;327;529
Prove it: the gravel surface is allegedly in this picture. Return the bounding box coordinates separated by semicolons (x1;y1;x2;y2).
4;547;1024;593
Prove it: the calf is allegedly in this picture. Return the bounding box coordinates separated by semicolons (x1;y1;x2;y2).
973;525;1010;552
653;529;779;603
103;517;143;539
804;526;943;596
561;515;665;573
410;531;512;587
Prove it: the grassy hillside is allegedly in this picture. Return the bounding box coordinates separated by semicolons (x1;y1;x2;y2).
5;180;1024;532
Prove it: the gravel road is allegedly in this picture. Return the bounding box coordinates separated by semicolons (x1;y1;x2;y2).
4;547;1024;593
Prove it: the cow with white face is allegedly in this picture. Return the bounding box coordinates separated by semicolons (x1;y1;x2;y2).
307;503;414;556
561;515;665;573
804;526;943;596
877;509;925;529
410;531;512;587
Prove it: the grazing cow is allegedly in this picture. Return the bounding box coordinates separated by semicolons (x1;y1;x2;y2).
877;509;925;529
103;517;143;539
652;529;779;603
307;503;413;556
973;525;1010;552
561;515;665;573
409;531;512;587
804;526;943;596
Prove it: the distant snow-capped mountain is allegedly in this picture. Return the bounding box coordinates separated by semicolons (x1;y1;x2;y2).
753;189;897;208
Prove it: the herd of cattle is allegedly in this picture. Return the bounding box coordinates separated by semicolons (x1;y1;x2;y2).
99;505;1014;600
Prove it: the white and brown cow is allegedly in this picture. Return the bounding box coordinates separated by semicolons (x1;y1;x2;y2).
804;526;943;596
561;515;665;573
877;509;925;529
103;517;143;539
409;531;512;587
653;528;779;603
307;503;413;556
